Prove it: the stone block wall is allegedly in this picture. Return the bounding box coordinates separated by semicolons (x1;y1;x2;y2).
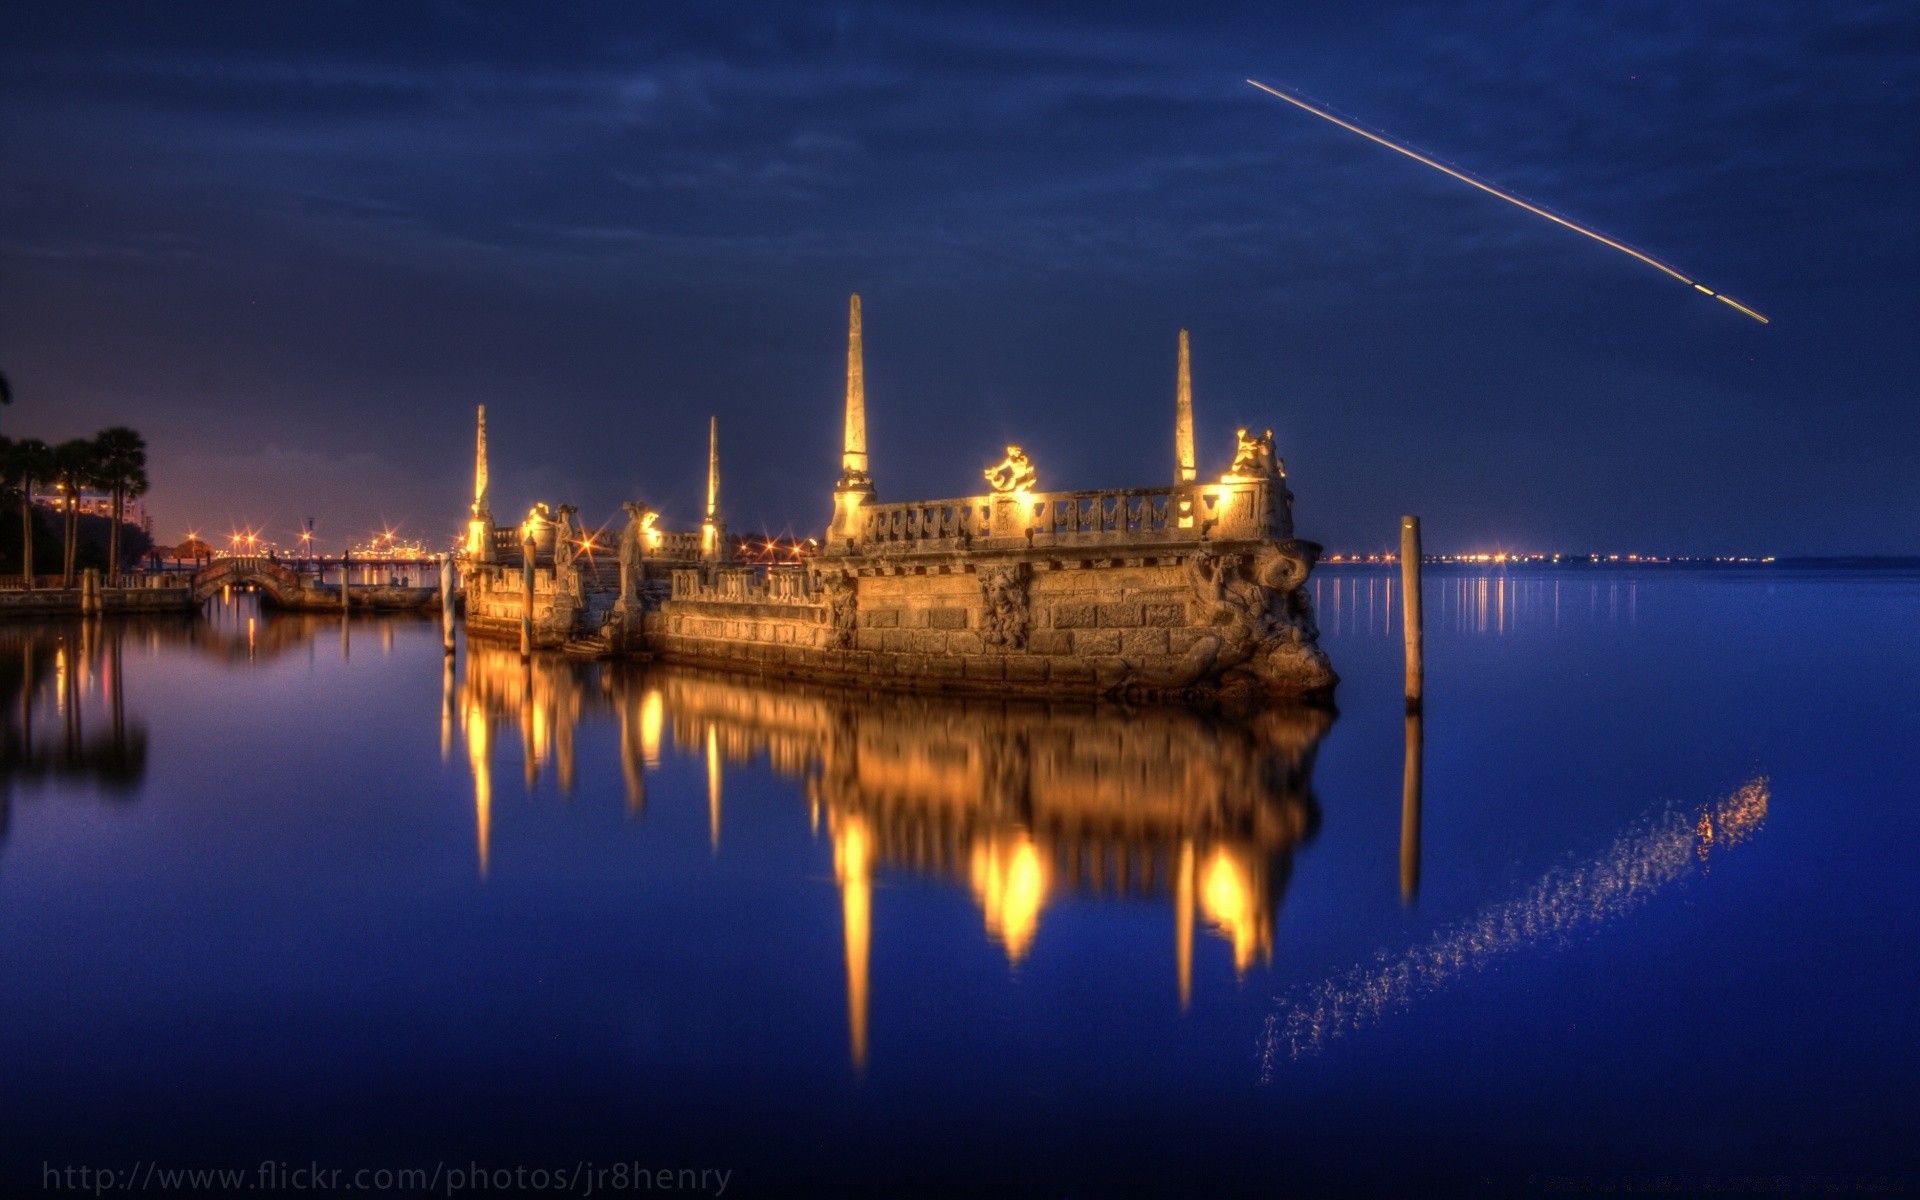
646;548;1333;700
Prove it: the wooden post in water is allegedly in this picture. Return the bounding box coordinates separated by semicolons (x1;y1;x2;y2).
440;557;456;655
1400;515;1423;710
520;532;535;660
340;552;351;616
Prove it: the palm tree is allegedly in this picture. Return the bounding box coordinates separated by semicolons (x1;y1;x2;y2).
92;427;148;587
54;437;98;589
4;436;54;589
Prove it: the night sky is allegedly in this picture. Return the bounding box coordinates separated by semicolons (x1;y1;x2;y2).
3;2;1914;555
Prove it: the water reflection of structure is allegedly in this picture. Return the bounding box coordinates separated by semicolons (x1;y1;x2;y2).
1260;776;1769;1078
453;645;1328;1069
1314;568;1646;638
0;623;151;846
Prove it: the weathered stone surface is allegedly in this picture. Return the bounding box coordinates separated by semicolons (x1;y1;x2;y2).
855;628;884;652
925;657;964;679
1168;627;1211;655
1005;657;1049;684
1142;603;1184;627
910;629;948;653
927;607;969;629
947;631;983;654
1074;630;1121;655
1121;629;1170;657
1052;602;1097;628
962;657;1005;681
1028;629;1073;655
1048;659;1096;685
1096;603;1143;628
862;608;900;628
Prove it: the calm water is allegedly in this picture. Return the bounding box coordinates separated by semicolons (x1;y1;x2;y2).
3;566;1916;1196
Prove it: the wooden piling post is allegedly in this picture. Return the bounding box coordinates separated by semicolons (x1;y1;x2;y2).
340;552;351;615
1400;515;1423;710
440;557;457;655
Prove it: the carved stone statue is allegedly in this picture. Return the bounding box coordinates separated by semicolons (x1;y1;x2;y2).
983;445;1038;494
617;501;651;608
1228;428;1282;479
822;571;857;649
978;563;1030;651
553;504;581;574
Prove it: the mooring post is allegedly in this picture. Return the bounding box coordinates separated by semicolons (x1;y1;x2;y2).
340;551;351;616
520;532;535;660
440;556;456;655
1400;515;1423;710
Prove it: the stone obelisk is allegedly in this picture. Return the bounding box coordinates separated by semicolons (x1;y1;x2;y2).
1175;329;1196;485
844;294;868;483
829;293;876;546
701;416;727;563
468;404;495;561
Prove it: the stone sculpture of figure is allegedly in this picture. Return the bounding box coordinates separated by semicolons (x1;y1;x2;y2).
1228;428;1282;479
979;563;1030;651
617;501;651;608
983;445;1038;494
822;571;857;649
552;505;581;573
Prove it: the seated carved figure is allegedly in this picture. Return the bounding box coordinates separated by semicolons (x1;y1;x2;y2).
1228;428;1283;479
983;445;1038;494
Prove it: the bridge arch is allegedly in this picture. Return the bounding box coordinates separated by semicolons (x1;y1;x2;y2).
189;557;310;605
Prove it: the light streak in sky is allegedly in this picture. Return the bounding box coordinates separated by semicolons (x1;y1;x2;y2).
1246;79;1769;324
1258;777;1768;1080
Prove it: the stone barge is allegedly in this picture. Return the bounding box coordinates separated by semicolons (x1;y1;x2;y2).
458;297;1336;703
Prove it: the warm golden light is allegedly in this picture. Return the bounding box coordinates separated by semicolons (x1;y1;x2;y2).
970;834;1049;963
465;702;493;879
705;724;722;852
640;689;664;766
1199;847;1266;974
832;814;873;1073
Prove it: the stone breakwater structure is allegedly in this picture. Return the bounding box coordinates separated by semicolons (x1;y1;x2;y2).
458;296;1337;703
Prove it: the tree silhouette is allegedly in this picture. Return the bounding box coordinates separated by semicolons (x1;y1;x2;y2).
92;427;148;586
3;437;54;587
54;438;98;588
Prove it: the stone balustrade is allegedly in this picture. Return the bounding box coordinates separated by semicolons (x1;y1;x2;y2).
670;566;816;605
837;478;1283;556
653;530;704;562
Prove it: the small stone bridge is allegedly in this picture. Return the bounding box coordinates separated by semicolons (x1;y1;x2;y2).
190;557;308;604
190;557;440;612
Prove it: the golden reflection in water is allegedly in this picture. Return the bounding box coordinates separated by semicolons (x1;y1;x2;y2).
832;812;873;1073
1260;777;1770;1078
970;834;1049;963
640;689;663;767
706;725;722;853
455;650;1327;1070
465;702;492;878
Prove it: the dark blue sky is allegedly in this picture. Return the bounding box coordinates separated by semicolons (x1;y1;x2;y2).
2;1;1914;554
